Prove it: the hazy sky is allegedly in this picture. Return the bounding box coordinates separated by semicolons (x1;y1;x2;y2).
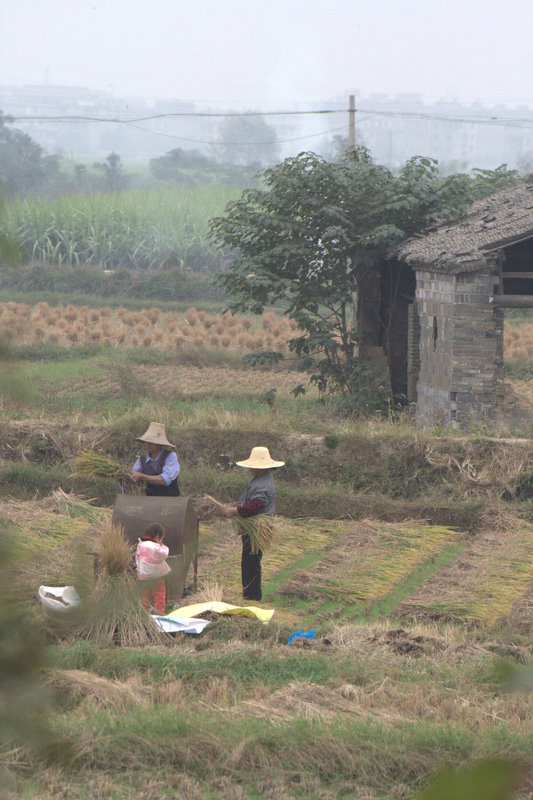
1;0;533;109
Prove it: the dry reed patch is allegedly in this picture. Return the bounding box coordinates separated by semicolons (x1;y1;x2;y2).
511;379;533;408
46;668;149;712
281;520;462;604
240;680;411;725
424;438;533;499
0;420;105;463
243;674;533;731
397;522;533;627
152;678;187;707
504;319;533;358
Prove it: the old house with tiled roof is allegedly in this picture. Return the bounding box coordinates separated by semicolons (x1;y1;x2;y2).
357;180;533;428
396;179;533;428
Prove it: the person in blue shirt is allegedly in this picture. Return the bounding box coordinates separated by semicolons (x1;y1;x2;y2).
131;422;180;497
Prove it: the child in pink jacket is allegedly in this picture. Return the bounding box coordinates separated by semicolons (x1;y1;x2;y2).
135;523;170;615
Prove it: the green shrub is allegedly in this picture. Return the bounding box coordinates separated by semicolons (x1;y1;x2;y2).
0;263;225;304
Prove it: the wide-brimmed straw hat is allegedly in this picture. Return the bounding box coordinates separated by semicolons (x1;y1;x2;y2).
135;422;175;448
236;446;284;469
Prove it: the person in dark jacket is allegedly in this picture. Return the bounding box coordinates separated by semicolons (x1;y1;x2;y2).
223;446;284;601
131;422;180;497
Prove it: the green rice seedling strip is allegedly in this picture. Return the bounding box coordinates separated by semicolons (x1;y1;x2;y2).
331;524;462;603
281;522;463;608
398;523;533;627
345;537;469;623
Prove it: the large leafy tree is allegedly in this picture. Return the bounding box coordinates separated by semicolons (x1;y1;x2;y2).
210;147;519;399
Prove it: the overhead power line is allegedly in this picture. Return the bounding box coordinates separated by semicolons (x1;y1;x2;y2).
356;108;533;129
5;107;533;128
7;108;344;123
121;120;350;146
4;105;533;149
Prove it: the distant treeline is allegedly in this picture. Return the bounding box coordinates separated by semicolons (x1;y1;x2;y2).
0;111;262;199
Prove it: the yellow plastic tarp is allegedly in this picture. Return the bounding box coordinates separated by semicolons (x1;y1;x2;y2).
166;601;274;624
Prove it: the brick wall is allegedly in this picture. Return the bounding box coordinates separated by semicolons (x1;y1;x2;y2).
414;267;503;428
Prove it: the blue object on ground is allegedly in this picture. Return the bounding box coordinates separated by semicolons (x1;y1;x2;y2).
287;628;316;644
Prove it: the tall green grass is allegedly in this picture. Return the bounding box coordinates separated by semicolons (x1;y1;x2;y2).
0;185;239;271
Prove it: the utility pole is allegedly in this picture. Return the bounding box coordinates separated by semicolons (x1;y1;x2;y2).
348;94;356;148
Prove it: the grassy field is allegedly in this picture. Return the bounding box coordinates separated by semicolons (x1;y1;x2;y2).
2;300;533;799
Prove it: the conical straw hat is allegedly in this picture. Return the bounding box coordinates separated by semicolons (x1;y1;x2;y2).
135;422;175;448
236;446;284;469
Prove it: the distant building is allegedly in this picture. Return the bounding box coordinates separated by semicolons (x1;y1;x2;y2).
0;85;211;160
318;93;533;171
1;85;532;169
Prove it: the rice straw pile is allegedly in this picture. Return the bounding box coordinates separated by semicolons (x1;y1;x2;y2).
48;487;105;524
233;514;276;555
72;450;137;492
193;494;227;521
46;669;148;712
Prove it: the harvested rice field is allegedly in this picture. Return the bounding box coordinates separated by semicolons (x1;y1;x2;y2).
9;493;533;634
398;523;533;629
196;515;533;633
0;301;298;353
5;483;533;798
48;363;317;399
5;305;533;799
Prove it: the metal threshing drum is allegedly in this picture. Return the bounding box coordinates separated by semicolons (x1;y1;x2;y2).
112;495;198;603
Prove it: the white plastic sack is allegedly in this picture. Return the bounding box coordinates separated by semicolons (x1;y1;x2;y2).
38;585;81;614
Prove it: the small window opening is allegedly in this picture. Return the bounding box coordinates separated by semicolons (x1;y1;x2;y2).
432;317;438;350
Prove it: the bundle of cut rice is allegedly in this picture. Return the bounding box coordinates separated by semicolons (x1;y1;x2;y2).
232;514;276;555
78;574;165;647
193;494;227;521
72;450;136;492
74;523;166;647
96;522;134;578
